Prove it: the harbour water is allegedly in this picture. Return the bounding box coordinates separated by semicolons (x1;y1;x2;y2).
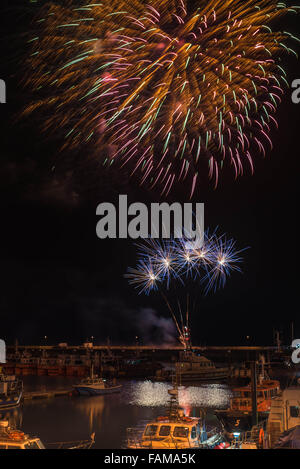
0;377;232;449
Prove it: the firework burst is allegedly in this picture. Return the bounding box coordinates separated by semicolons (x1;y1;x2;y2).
136;238;178;286
126;258;161;294
126;229;246;294
202;233;244;293
24;0;299;196
126;229;246;346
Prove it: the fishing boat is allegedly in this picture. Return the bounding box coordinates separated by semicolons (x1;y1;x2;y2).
0;374;23;410
73;365;122;396
267;383;300;448
0;419;95;449
175;351;229;383
222;383;300;449
216;377;280;433
127;386;226;449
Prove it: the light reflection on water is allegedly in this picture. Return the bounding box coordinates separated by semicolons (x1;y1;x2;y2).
0;377;232;449
126;380;232;408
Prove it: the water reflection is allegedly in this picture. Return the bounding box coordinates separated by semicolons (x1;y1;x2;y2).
73;396;105;433
1;378;232;449
126;380;232;409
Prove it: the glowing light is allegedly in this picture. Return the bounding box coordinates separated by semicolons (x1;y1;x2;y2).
126;229;246;294
24;0;299;196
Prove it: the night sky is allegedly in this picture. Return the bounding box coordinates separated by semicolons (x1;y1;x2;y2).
0;1;299;346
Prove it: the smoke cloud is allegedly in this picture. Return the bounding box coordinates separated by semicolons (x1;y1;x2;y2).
136;308;177;346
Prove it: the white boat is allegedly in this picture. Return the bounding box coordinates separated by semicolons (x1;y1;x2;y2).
73;377;122;396
175;352;229;382
267;384;300;448
73;366;122;396
127;387;226;449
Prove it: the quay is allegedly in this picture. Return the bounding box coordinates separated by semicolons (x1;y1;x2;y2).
23;389;72;400
6;344;284;352
1;343;291;378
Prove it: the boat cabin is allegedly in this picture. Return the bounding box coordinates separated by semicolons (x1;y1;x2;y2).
174;352;229;381
80;377;105;387
141;418;204;448
127;385;223;449
0;375;20;395
268;387;300;431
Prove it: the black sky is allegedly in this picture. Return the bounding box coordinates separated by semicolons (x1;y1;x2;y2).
0;0;299;346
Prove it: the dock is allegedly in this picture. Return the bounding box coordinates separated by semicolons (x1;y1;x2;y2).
2;342;291;378
23;389;72;400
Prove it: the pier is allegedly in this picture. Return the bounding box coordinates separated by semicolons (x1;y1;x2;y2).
23;389;72;400
1;343;290;378
6;344;283;352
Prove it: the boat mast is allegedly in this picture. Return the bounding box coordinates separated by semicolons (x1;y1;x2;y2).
161;293;192;351
167;385;180;421
91;361;94;379
251;361;258;427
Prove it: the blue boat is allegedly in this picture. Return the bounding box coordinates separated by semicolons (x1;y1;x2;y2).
73;377;122;396
0;375;23;410
73;365;122;396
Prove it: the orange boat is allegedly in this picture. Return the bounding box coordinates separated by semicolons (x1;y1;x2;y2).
229;379;280;413
216;378;280;433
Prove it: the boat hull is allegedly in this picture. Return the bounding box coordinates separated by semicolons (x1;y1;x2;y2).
127;433;224;449
216;410;268;433
0;390;23;410
73;385;122;396
177;371;229;382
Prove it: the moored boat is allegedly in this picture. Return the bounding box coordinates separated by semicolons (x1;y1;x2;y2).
0;420;45;449
127;386;226;449
175;351;229;383
0;419;95;449
0;374;23;410
73;365;122;396
216;377;280;433
267;384;300;448
73;377;122;396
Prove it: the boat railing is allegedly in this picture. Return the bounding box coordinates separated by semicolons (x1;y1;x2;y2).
233;419;268;449
231;397;252;409
46;433;95;449
199;427;223;448
127;426;221;449
127;427;192;449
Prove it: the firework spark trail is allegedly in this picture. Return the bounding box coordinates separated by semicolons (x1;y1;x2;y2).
202;233;244;293
136;238;179;287
125;229;246;294
126;229;246;345
24;1;299;195
126;258;161;294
